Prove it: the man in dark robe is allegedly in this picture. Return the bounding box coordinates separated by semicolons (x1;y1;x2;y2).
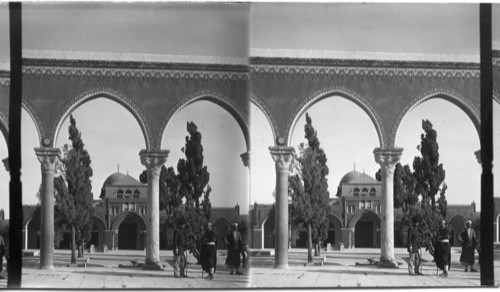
224;223;243;275
457;220;478;272
173;221;188;278
407;218;422;275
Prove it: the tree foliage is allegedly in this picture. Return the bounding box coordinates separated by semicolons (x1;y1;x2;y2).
57;115;95;261
378;119;448;244
141;122;212;255
288;113;330;262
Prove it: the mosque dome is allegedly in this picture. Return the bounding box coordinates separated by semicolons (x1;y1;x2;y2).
101;172;143;190
337;170;379;187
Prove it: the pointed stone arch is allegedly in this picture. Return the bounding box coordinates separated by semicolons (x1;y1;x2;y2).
51;88;151;149
111;211;147;231
286;86;386;148
393;88;480;148
250;93;278;143
213;216;232;249
161;90;250;151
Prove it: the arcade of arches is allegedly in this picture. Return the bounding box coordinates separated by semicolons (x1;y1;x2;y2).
0;50;498;270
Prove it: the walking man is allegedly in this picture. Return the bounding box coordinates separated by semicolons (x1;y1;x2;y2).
173;220;188;278
0;235;5;279
224;223;243;275
457;220;478;272
407;218;422;275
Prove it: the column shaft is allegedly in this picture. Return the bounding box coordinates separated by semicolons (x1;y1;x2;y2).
35;148;60;270
140;149;169;270
374;148;402;268
270;146;294;269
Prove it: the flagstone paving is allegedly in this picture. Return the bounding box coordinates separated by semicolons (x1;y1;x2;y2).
0;247;497;288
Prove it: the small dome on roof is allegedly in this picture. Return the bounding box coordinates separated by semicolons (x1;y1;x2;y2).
101;172;143;190
338;170;379;187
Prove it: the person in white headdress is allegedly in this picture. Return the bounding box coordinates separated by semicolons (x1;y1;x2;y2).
457;220;478;272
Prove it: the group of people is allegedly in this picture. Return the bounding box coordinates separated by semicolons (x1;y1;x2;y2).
172;220;247;280
406;218;479;277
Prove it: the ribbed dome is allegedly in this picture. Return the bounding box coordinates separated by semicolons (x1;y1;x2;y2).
101;172;143;189
338;170;379;187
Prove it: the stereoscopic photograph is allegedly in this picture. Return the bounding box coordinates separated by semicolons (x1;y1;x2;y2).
0;1;498;289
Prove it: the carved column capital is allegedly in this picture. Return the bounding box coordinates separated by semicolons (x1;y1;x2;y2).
474;149;481;164
373;148;403;169
240;151;250;168
2;157;9;172
269;146;295;171
139;149;169;174
35;147;61;172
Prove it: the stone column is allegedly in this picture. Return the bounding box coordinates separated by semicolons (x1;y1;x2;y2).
269;146;294;269
139;149;169;270
374;147;402;268
35;147;60;270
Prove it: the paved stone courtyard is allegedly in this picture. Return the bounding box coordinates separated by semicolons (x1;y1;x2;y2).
0;247;497;289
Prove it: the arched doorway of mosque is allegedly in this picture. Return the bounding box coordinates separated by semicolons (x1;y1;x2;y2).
354;212;380;248
118;213;146;250
325;215;342;248
263;217;275;248
449;215;466;247
213;217;231;250
26;220;40;249
88;216;106;249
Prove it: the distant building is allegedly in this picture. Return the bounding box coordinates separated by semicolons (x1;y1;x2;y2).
21;171;246;251
250;169;486;249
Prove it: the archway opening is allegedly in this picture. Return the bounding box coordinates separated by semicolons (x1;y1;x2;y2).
213;218;231;250
289;96;380;202
396;98;481;209
325;215;342;247
21;108;42;212
263;217;274;248
162;100;248;216
354;212;379;248
118;214;145;250
449;215;466;247
55;98;146;202
249;102;275;207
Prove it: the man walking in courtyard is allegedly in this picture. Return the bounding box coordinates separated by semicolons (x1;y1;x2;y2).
224;223;243;275
407;218;422;275
0;235;5;279
173;219;188;278
457;220;478;272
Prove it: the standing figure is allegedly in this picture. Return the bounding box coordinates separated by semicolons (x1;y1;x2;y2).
448;223;454;271
0;235;6;279
200;222;217;280
435;220;450;277
173;220;188;278
224;223;243;275
457;220;478;272
407;218;422;275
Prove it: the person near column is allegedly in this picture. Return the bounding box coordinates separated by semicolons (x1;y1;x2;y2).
173;219;188;278
199;222;217;280
435;220;450;277
224;223;243;275
407;218;422;275
0;235;6;279
448;223;454;271
457;220;478;272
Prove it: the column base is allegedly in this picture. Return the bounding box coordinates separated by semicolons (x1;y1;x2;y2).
142;260;164;271
38;264;55;270
274;263;289;269
377;257;399;269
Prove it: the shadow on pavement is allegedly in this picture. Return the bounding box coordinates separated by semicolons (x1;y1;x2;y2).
69;270;174;278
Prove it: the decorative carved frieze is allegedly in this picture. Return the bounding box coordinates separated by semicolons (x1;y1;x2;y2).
22;61;249;81
252;64;479;79
269;146;295;171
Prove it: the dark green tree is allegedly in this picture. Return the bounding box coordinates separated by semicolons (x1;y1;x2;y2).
61;115;94;263
289;113;330;263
